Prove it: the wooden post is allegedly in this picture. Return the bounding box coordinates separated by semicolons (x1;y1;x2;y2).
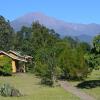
23;63;26;73
12;60;16;73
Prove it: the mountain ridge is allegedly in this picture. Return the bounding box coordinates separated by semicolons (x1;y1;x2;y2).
11;12;100;42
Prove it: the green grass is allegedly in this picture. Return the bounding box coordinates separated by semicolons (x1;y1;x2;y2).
0;74;80;100
86;69;100;80
82;70;100;100
69;69;100;100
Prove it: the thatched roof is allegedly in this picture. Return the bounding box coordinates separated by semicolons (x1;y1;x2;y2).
0;51;27;62
9;50;33;60
8;50;24;58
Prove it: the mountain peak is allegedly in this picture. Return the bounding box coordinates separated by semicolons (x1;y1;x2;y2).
11;12;100;42
21;12;47;18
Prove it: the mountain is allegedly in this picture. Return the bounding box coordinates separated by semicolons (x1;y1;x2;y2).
11;12;100;42
77;34;93;43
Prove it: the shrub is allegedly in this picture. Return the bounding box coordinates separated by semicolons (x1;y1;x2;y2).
77;80;100;89
0;56;12;75
0;84;22;97
41;77;53;86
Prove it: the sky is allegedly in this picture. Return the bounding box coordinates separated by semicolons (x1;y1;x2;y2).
0;0;100;24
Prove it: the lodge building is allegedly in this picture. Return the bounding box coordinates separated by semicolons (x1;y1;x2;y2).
0;50;32;73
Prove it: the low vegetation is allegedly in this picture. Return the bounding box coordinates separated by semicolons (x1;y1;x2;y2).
0;56;12;75
81;70;100;100
0;74;80;100
0;83;22;97
70;70;100;100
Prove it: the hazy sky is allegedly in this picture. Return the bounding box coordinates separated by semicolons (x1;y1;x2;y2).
0;0;100;23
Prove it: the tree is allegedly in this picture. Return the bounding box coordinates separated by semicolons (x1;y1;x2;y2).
13;26;32;51
35;46;60;86
13;22;60;74
93;35;100;53
85;35;100;69
0;16;14;51
58;40;90;80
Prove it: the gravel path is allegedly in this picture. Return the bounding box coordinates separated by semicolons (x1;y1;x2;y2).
59;81;96;100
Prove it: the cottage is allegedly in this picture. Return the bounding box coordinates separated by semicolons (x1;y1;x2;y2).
0;50;32;73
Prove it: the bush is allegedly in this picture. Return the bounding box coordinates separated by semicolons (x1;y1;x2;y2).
0;56;12;75
77;80;100;89
0;84;22;97
41;77;53;86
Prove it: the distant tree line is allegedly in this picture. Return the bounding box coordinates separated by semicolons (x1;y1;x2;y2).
0;16;100;86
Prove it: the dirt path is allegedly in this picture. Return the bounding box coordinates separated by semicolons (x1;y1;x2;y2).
59;81;96;100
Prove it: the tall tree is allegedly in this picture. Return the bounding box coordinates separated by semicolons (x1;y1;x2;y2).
0;16;14;51
85;35;100;69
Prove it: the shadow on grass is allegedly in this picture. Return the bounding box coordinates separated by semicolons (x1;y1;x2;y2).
77;80;100;89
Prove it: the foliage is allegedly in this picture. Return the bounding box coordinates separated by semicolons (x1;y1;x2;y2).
0;16;93;85
58;42;90;80
0;56;12;75
93;35;100;53
0;16;14;51
14;21;91;83
77;80;100;89
85;35;100;69
0;83;22;97
35;47;59;86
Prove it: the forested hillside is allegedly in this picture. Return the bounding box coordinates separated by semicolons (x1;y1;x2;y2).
0;15;100;86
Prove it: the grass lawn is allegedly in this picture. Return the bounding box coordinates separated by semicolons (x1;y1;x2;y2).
69;70;100;100
0;74;80;100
